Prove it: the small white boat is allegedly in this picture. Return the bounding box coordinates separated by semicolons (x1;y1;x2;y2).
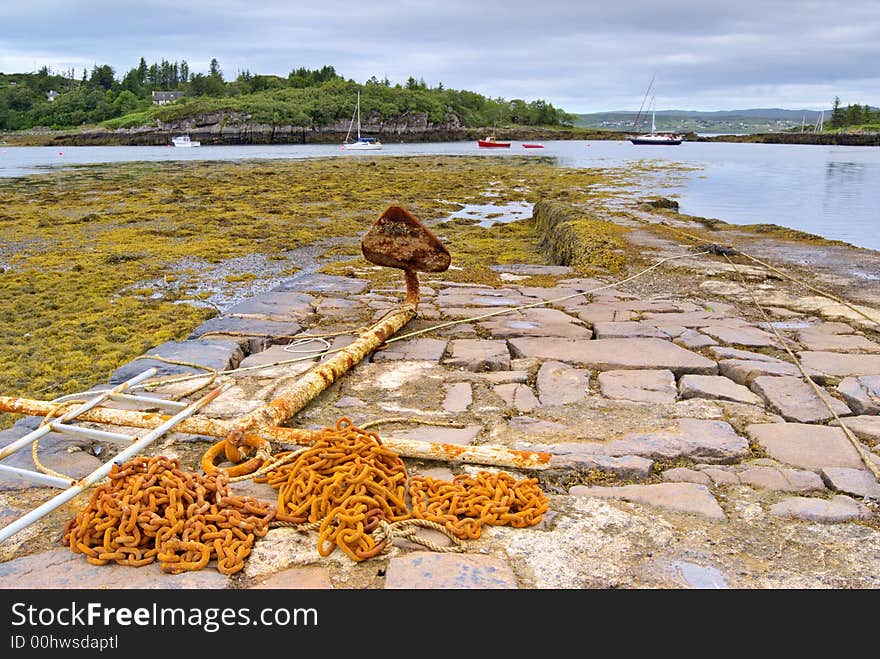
172;135;200;147
342;91;382;150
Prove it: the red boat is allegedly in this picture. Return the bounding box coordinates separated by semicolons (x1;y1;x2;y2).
522;143;544;148
478;136;510;148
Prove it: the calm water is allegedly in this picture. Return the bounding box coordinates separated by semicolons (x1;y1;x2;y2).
1;139;878;250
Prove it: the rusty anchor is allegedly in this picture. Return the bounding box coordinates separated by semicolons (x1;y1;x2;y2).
215;205;451;473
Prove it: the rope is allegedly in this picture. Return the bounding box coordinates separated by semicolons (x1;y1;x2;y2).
31;399;84;480
723;254;880;481
132;354;218;398
651;220;880;327
360;417;467;431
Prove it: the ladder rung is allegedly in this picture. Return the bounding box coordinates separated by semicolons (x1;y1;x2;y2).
0;463;74;488
50;423;134;444
108;393;187;409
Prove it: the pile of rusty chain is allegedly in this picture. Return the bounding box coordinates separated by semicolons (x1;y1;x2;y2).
409;472;549;540
255;417;549;561
62;455;275;575
255;417;411;561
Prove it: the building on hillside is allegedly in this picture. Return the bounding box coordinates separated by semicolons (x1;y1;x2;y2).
47;90;60;102
152;91;184;105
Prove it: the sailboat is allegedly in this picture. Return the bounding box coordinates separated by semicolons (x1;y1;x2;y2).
627;77;683;145
342;91;382;150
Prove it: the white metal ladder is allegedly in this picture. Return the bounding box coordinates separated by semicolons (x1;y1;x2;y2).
0;367;229;543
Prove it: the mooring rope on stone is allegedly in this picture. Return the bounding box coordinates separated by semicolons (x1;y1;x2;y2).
650;219;880;327
722;254;880;482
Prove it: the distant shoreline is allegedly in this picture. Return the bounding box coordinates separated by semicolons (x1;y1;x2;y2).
1;125;877;147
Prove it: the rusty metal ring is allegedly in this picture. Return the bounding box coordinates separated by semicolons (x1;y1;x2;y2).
201;440;264;478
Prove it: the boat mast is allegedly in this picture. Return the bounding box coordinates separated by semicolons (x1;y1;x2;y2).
631;73;656;134
356;90;362;140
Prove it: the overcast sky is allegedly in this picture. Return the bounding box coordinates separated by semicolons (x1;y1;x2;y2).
2;1;878;113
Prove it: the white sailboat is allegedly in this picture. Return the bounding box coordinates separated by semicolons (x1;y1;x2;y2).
627;76;683;145
342;91;382;150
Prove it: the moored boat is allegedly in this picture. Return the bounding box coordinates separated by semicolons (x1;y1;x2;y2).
478;136;510;148
172;135;200;147
343;91;382;150
522;143;544;148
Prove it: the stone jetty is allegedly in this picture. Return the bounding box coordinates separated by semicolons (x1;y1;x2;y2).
2;231;880;590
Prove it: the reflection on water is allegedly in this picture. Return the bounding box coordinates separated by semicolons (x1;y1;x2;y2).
2;140;879;250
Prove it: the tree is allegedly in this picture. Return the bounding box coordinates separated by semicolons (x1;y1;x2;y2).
137;57;148;85
209;58;224;82
845;103;864;126
88;65;116;90
829;96;844;128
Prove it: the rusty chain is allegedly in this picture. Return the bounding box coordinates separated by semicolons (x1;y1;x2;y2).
63;418;549;573
62;455;275;575
255;417;549;561
410;471;549;539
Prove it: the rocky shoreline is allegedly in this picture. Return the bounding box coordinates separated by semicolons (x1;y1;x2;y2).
1;189;878;589
4;109;877;146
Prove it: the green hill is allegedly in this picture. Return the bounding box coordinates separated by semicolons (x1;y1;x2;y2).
574;109;832;134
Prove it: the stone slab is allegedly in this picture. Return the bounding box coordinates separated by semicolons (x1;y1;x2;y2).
494;383;539;412
835;415;880;442
592;321;669;339
543;418;748;464
747;423;880;471
109;339;244;384
507;337;717;375
820;467;880;499
273;273;369;295
491;264;573;276
543;447;654;479
597;369;677;404
718;359;823;385
386;425;482;446
661;467;713;486
478;308;592;339
678;374;763;405
796;327;880;353
188;316;303;341
249;566;334;589
0;548;230;589
536;360;590;406
371;338;448;363
443;382;473;413
769;494;872;522
384;552;518;589
737;466;826;492
751;375;851;423
224;290;315;320
569;482;726;519
708;347;782;363
479;370;530;384
836;376;880;415
674;329;718;349
444;339;511;372
0;425;103;490
798;351;880;377
699;325;780;348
